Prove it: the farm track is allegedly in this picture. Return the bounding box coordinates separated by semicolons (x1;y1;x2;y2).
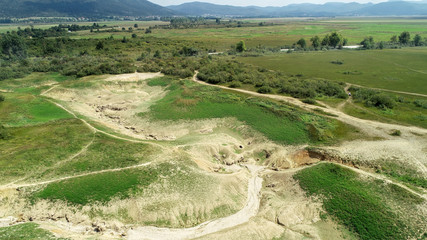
349;83;427;98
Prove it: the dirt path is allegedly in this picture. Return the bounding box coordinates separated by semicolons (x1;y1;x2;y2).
348;83;427;98
192;72;427;139
0;162;152;191
336;84;351;111
128;165;264;240
41;85;59;95
327;162;427;200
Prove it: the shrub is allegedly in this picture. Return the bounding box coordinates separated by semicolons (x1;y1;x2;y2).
302;98;317;105
413;99;427;109
366;94;395;109
390;129;401;136
229;81;241;88
0;94;4;102
0;125;10;140
257;86;272;94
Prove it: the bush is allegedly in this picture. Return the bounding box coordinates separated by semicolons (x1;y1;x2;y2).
0;125;10;140
229;81;241;88
0;94;4;102
390;129;401;136
302;98;317;105
257;86;272;94
366;94;395;109
413;99;427;109
349;87;395;109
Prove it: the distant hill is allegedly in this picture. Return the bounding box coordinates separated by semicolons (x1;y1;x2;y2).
0;0;174;18
168;1;427;17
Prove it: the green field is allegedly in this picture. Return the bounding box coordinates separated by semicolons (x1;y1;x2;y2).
294;163;425;240
0;223;66;240
0;119;93;183
239;48;427;95
148;18;427;48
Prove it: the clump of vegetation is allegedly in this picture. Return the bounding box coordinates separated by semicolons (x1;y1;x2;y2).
413;99;427;109
330;60;344;65
349;87;395;109
294;163;417;240
257;86;272;94
0;94;4;102
302;98;317;105
390;129;401;136
0;125;10;140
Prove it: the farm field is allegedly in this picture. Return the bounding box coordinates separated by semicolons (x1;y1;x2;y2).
149;18;427;48
0;17;426;240
239;48;427;94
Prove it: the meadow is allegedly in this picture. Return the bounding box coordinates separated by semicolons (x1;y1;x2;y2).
294;163;425;240
239;48;427;94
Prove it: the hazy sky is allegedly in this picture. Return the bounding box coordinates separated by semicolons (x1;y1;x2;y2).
150;0;390;7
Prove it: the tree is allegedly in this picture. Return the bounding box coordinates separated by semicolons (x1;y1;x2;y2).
329;32;343;48
95;41;104;50
310;35;320;48
342;38;348;46
390;35;398;43
296;38;306;48
321;34;330;47
360;36;375;49
132;33;137;38
399;31;410;45
134;23;139;28
145;28;152;34
0;33;27;58
0;94;4;102
413;34;422;46
236;40;246;52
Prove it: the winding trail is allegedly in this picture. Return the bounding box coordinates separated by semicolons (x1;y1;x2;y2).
128;165;264;240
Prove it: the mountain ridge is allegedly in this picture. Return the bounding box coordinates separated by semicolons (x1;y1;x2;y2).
0;0;174;18
168;1;427;17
